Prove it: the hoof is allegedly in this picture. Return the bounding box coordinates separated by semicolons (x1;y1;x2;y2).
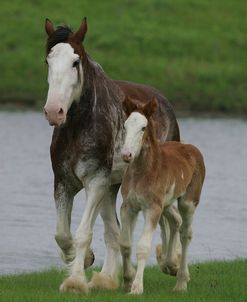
156;244;164;265
156;244;180;276
173;281;187;292
123;267;136;292
163;261;180;276
173;271;190;292
59;276;88;294
84;248;95;269
130;281;143;295
88;272;119;290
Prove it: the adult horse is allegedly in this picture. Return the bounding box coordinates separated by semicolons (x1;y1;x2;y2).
44;18;180;293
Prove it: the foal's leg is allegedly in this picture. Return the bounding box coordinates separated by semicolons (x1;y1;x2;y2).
156;214;169;268
131;206;161;295
60;174;109;294
157;205;182;276
174;198;195;291
89;184;120;290
119;201;138;292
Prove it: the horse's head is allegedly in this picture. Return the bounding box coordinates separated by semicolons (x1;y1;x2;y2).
44;18;87;126
121;96;158;163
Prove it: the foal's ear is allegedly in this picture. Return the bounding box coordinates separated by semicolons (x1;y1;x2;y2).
45;18;55;36
122;96;138;116
143;97;158;118
74;18;88;43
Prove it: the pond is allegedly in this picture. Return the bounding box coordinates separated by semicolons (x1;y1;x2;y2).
0;112;246;274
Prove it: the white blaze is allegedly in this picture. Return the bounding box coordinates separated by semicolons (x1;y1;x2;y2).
45;43;83;115
122;112;147;159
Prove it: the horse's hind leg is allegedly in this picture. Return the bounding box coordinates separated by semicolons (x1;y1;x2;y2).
174;198;195;291
89;184;120;290
156;205;182;276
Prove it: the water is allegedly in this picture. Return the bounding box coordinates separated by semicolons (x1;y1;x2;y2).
0;112;246;275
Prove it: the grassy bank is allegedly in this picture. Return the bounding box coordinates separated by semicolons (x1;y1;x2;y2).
0;260;246;302
0;0;246;113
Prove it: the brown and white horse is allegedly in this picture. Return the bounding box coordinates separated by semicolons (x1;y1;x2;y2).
120;96;205;294
44;18;180;293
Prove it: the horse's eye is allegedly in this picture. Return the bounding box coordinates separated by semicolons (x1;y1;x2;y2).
141;127;146;131
73;60;80;68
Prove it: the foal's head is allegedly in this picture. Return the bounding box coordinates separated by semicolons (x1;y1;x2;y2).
121;96;158;163
44;18;88;126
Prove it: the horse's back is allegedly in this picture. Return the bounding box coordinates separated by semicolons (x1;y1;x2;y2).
114;80;180;142
161;141;205;170
161;141;206;204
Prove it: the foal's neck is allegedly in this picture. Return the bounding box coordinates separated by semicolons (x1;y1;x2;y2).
134;119;160;170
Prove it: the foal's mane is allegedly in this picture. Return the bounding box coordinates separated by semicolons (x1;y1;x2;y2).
46;26;73;55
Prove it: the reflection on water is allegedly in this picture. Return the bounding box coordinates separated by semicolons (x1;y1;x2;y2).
0;112;246;274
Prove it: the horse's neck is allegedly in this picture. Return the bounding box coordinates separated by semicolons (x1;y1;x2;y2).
67;59;112;121
65;57;124;145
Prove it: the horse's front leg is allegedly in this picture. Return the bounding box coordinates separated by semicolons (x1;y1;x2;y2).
89;184;120;290
54;183;75;264
54;182;95;268
59;174;109;294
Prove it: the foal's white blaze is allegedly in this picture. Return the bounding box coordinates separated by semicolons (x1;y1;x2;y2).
45;43;83;126
122;112;147;162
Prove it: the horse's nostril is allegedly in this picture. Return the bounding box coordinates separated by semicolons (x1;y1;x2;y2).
58;108;64;116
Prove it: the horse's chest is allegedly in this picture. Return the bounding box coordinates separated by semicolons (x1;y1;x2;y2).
110;129;126;184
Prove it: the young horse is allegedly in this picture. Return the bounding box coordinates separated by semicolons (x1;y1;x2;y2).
44;18;180;293
120;96;205;294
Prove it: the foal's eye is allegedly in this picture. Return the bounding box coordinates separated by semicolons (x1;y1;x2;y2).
141;127;146;131
72;60;80;68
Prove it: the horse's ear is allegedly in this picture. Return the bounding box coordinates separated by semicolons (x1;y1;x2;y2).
45;18;55;36
143;97;158;118
74;18;87;43
122;96;138;116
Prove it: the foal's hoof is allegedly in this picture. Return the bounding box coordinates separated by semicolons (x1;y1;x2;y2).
84;248;95;269
163;262;180;276
130;282;143;295
59;276;88;294
156;244;180;276
156;244;164;264
88;272;119;290
173;281;187;292
123;267;136;292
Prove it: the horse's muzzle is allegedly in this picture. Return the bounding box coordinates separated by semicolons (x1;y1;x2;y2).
44;104;66;126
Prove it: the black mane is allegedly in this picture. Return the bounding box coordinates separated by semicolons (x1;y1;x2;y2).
46;26;72;54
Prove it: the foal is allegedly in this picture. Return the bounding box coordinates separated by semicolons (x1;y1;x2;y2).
120;96;205;294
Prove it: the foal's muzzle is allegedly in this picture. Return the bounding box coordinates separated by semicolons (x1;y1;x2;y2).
122;150;134;163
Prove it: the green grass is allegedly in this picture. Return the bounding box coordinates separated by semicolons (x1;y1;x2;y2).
1;260;247;302
0;0;246;113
